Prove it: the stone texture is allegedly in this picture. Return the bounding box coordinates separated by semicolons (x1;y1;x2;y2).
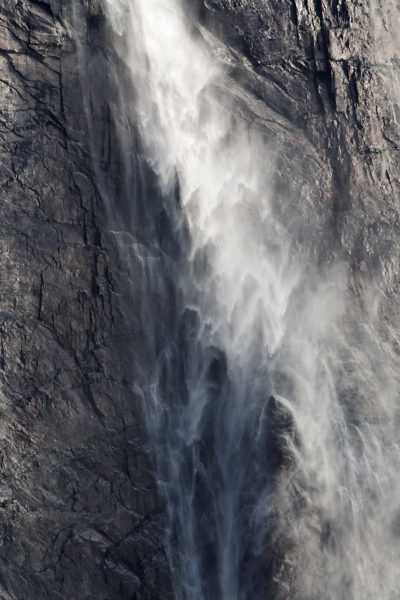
0;0;399;598
0;1;173;598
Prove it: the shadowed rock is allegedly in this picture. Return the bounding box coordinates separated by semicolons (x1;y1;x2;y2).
265;395;298;472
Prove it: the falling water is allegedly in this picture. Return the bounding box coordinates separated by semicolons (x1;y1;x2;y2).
102;1;400;598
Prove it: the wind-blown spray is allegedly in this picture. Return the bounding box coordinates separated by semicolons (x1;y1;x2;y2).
103;1;400;598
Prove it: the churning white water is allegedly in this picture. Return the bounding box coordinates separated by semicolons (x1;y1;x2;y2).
103;1;400;598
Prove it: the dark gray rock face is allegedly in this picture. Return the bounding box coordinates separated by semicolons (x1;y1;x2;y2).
0;0;399;599
200;0;400;276
0;1;173;598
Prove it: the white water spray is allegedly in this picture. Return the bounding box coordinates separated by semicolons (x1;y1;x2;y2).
102;1;400;598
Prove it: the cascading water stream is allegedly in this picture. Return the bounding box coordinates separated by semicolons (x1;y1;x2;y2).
102;1;400;598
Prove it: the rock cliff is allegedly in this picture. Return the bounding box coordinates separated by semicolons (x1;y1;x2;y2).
197;1;400;596
0;1;173;598
0;0;398;598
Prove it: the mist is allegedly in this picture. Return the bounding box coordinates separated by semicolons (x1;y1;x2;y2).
103;1;400;598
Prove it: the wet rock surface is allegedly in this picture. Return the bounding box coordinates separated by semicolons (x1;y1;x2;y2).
0;0;399;598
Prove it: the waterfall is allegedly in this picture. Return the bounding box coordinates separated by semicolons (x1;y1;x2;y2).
102;1;400;598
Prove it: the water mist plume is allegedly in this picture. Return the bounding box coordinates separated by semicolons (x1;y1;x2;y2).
102;1;400;598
